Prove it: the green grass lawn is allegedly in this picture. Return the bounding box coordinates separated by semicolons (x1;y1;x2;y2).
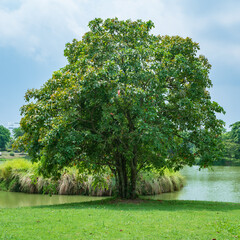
0;199;239;240
0;151;28;161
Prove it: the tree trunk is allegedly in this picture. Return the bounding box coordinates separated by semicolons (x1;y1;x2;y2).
130;155;138;199
115;153;139;199
116;153;128;198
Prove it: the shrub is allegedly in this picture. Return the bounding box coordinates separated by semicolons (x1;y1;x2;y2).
9;152;15;156
0;159;33;179
0;159;184;196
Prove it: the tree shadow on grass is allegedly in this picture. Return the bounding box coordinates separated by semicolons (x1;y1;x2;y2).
33;197;240;212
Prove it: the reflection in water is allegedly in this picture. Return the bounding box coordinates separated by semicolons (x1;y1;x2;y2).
148;166;240;203
1;166;240;207
0;161;107;208
0;191;107;208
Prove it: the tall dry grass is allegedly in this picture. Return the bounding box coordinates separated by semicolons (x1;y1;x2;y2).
137;170;184;195
0;159;184;196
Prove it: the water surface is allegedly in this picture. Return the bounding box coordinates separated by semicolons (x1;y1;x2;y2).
1;165;240;208
149;166;240;203
0;191;107;208
0;161;107;208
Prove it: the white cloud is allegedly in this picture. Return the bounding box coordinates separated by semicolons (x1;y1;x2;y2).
212;2;240;27
201;40;240;67
0;0;89;61
0;0;192;62
0;0;240;67
179;2;240;67
95;0;190;36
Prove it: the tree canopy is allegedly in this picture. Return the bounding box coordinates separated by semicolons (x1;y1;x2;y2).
0;125;11;150
17;18;225;198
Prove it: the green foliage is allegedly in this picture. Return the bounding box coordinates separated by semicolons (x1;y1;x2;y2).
5;137;14;151
0;125;11;150
219;122;240;166
0;158;33;179
12;127;24;139
17;18;225;198
9;152;14;156
229;121;240;144
12;127;25;152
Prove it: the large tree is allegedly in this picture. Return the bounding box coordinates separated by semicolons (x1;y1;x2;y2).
0;125;11;150
17;18;225;199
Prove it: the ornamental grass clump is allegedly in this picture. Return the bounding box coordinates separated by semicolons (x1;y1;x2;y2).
17;172;37;193
0;158;32;180
136;169;184;195
0;159;184;196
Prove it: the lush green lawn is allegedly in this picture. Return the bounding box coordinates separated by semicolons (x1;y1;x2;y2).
0;151;28;161
0;199;239;240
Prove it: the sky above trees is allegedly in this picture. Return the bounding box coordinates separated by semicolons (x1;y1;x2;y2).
0;0;239;129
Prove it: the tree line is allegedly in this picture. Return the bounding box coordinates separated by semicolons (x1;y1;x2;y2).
0;126;23;151
1;121;240;166
216;122;240;166
2;123;240;166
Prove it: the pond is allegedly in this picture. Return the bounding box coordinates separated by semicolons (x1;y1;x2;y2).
0;191;107;208
0;161;107;208
1;166;240;208
148;166;240;203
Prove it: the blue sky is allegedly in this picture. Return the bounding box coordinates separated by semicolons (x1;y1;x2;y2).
0;0;240;130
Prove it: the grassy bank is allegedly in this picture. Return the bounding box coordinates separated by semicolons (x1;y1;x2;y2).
0;199;239;239
0;159;184;196
0;151;28;161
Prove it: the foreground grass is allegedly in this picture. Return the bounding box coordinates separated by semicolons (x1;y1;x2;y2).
0;199;239;240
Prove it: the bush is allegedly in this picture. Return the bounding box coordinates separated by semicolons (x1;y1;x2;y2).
0;158;33;177
0;159;184;196
136;170;185;195
9;152;15;156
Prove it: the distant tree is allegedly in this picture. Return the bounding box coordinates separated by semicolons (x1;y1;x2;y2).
5;138;15;150
12;127;24;139
11;127;25;152
0;125;11;150
229;121;240;144
16;18;225;199
221;122;240;165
